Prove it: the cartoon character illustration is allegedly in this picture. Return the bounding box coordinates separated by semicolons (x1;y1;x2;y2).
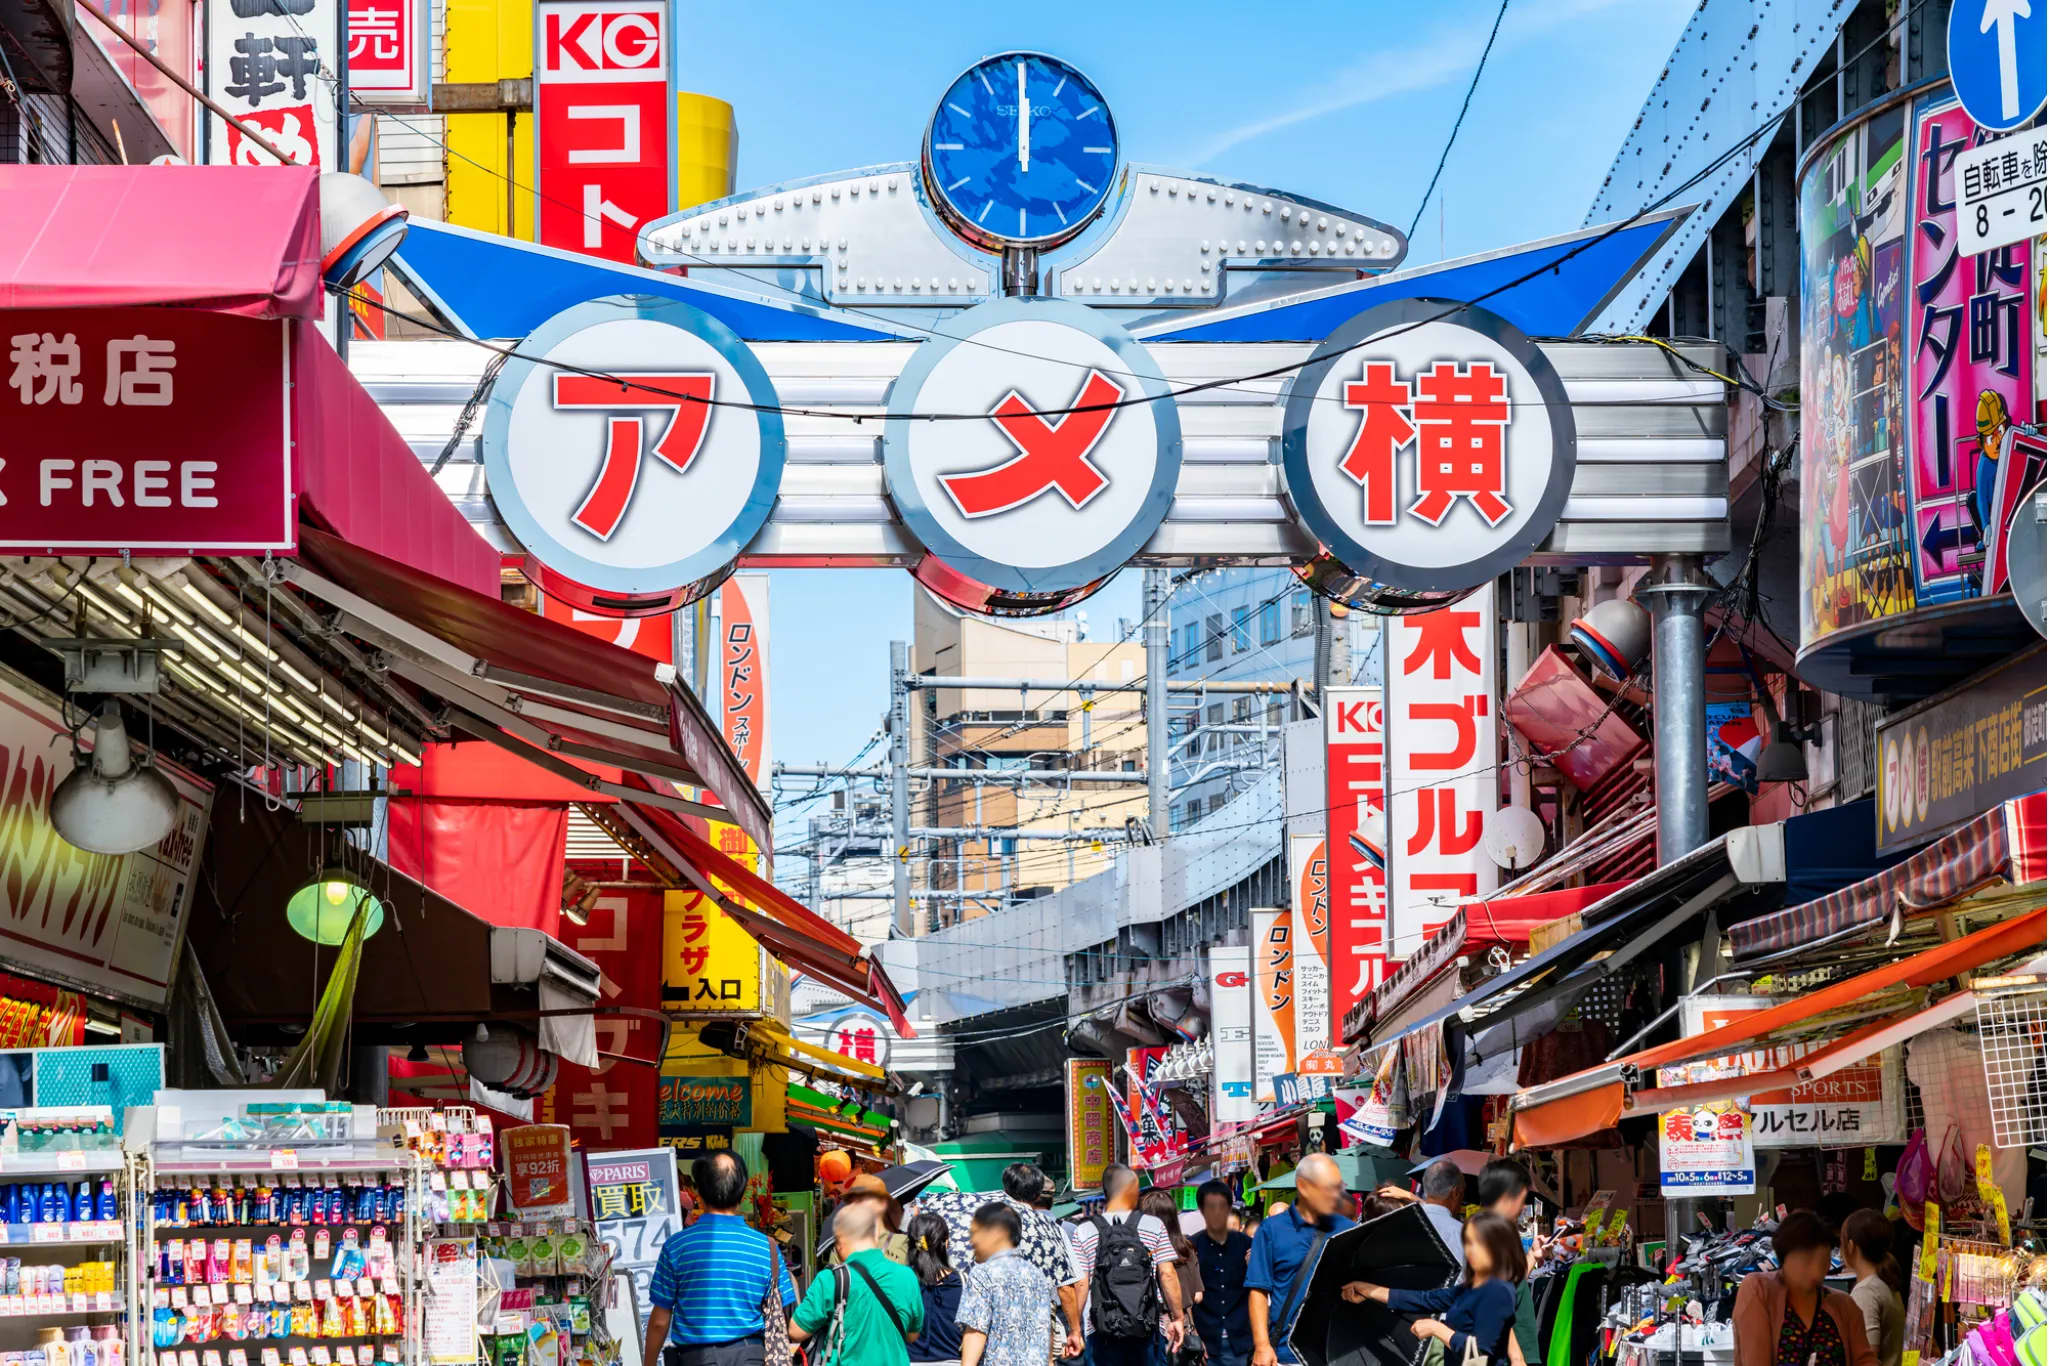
1972;390;2047;597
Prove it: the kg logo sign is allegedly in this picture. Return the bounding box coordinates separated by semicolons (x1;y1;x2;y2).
883;298;1181;612
1282;299;1575;606
482;295;785;616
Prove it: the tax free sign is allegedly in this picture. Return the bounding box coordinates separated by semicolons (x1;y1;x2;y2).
483;293;1575;620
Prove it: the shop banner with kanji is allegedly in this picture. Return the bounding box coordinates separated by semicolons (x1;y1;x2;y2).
1386;584;1500;960
1251;906;1294;1105
1289;834;1332;1058
1124;1046;1184;1169
539;884;663;1151
661;891;764;1012
1659;997;1906;1148
584;1148;680;1335
1064;1058;1114;1190
203;0;341;166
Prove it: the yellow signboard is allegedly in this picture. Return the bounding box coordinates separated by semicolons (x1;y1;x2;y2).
662;890;763;1013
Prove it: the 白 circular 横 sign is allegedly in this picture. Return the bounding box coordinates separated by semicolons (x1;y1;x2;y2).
482;294;785;617
883;296;1180;614
1281;299;1575;610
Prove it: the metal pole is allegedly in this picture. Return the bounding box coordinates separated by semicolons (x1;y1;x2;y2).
1640;552;1712;1250
889;640;912;939
1313;601;1333;703
1144;569;1171;839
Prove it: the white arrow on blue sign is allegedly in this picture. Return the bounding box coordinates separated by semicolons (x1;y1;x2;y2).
1949;0;2048;133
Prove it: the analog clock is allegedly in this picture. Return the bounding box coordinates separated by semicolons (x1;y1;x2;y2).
922;52;1119;250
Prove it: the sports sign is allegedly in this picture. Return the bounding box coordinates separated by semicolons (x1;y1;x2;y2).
1282;300;1576;608
533;0;673;262
3;309;294;554
482;295;785;615
883;297;1182;613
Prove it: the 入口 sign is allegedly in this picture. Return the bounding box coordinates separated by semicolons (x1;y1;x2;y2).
661;892;767;1013
483;296;786;617
1282;300;1576;606
3;310;294;554
884;297;1182;613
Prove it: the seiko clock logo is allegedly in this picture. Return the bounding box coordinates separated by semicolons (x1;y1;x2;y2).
482;296;784;616
884;298;1180;608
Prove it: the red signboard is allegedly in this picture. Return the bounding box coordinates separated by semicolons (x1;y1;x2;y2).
539;884;663;1152
1324;687;1388;1030
346;0;427;102
533;0;671;262
2;309;293;553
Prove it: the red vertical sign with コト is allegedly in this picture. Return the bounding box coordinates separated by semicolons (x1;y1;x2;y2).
1324;686;1387;1035
533;0;671;262
1385;582;1500;956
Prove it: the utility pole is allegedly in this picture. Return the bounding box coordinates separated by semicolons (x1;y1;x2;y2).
1144;568;1170;838
1312;599;1334;702
889;640;912;939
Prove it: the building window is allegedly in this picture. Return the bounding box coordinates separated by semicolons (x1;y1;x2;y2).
1259;599;1281;645
1180;622;1199;668
1206;702;1224;726
1207;792;1226;814
1233;697;1251;721
1206;613;1224;662
1291;590;1313;637
1231;605;1250;653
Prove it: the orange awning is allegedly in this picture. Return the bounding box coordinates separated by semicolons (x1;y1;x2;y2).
1510;907;2042;1147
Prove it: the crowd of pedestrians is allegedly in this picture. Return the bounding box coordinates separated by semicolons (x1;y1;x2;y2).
638;1150;1556;1366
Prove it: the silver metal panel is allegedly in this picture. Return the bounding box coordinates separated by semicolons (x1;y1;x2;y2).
1582;0;1858;332
352;334;1728;566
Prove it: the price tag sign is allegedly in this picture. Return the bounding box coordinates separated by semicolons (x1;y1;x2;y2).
93;1292;116;1312
235;1285;254;1304
69;1292;86;1312
172;1287;191;1309
272;1151;300;1171
57;1152;87;1171
32;1224;64;1243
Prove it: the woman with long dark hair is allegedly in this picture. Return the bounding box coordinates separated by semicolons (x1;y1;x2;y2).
906;1211;967;1366
1139;1189;1201;1366
1339;1212;1528;1366
1731;1210;1878;1366
1842;1210;1905;1366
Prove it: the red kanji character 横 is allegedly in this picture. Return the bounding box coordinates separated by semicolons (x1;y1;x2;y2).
1410;361;1511;526
1339;361;1414;525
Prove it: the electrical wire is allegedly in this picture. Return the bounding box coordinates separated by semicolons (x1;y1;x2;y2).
1408;0;1511;242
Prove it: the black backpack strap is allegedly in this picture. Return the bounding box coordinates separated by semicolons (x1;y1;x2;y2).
1277;1231;1327;1338
849;1260;913;1341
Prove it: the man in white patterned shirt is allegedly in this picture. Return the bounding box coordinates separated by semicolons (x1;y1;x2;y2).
959;1203;1056;1366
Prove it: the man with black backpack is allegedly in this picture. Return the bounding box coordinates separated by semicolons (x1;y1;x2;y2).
1068;1164;1184;1366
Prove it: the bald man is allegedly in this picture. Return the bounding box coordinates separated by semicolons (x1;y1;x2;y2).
1246;1153;1354;1366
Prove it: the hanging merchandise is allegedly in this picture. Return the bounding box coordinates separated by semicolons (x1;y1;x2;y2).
476;1222;614;1366
380;1110;496;1229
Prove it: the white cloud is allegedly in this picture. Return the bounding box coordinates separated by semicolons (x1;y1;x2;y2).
1175;0;1638;168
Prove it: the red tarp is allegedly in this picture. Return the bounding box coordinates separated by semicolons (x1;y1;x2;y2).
387;794;568;936
0;165;321;318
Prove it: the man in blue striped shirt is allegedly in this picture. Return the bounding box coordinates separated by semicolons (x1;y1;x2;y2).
643;1151;798;1366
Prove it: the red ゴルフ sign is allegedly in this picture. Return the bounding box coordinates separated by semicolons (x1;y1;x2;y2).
534;0;671;262
2;310;293;553
1324;687;1388;1028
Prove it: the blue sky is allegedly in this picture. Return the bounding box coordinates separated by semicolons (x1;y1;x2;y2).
679;0;1699;851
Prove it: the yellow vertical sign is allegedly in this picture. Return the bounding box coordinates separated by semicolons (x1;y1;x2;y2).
661;889;762;1013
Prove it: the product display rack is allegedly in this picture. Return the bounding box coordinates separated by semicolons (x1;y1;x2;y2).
137;1150;425;1366
477;1222;614;1366
0;1148;129;1366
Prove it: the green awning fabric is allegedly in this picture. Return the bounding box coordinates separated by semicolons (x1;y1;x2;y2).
1252;1145;1409;1192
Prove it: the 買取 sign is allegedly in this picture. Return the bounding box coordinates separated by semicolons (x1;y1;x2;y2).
585;1148;680;1334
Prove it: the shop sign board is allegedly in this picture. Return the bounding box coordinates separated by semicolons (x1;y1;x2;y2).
1385;583;1501;955
542;886;662;1151
1125;1046;1183;1169
717;575;770;786
1876;647;2047;854
1797;86;2042;656
1208;945;1255;1126
484;297;787;616
583;1148;680;1336
1250;907;1292;1106
533;0;673;262
660;893;766;1013
656;1074;751;1128
1324;688;1389;1018
0;673;211;1009
202;0;341;167
1288;835;1332;1057
1064;1058;1115;1190
813;1010;891;1070
1657;1101;1756;1197
882;297;1183;608
1281;301;1576;601
80;0;199;158
2;310;294;554
346;0;430;105
502;1123;577;1216
1953;128;2048;257
1659;997;1905;1149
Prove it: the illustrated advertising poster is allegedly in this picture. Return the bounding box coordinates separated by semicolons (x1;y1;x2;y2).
1064;1058;1114;1191
1905;90;2043;607
1657;1102;1757;1197
1798;97;1914;651
1333;1045;1409;1148
1660;997;1906;1149
585;1148;681;1336
502;1124;577;1217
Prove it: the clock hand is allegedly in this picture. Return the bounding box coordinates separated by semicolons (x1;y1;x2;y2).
1017;59;1029;172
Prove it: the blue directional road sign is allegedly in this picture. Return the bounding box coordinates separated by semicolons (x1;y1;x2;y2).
1949;0;2047;133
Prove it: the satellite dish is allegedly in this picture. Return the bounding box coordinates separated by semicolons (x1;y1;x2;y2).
1483;804;1547;870
2007;483;2047;639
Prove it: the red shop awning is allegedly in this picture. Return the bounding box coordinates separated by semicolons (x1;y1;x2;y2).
603;786;913;1037
278;526;773;854
0;165;321;318
1728;791;2045;962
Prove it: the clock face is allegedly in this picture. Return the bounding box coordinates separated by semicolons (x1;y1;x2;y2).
923;52;1118;249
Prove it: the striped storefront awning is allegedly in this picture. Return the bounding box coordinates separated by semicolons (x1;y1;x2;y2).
1728;791;2045;963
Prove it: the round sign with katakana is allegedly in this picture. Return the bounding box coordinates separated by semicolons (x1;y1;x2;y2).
1281;299;1576;599
482;294;785;617
882;297;1181;610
